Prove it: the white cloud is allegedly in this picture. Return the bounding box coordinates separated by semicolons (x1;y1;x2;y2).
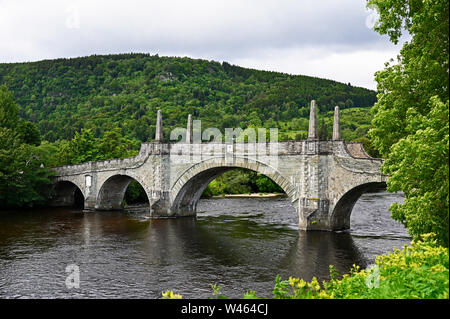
230;46;401;90
0;0;404;89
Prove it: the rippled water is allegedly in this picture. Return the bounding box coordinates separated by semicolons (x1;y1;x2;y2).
0;191;409;299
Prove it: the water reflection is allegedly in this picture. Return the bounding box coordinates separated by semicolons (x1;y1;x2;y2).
0;192;409;299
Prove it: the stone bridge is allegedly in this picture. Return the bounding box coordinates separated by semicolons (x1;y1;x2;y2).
50;101;386;231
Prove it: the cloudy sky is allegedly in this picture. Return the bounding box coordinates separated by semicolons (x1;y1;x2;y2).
0;0;407;90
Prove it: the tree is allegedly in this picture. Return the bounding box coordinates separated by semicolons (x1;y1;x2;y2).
0;53;377;145
367;0;449;246
383;97;448;246
318;118;330;140
98;128;138;159
66;129;101;164
17;120;41;146
56;128;140;165
255;174;283;193
0;85;19;129
0;87;53;208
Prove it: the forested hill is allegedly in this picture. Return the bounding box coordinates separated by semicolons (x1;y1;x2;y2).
0;53;376;142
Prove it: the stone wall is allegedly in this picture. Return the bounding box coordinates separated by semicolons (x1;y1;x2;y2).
50;140;385;231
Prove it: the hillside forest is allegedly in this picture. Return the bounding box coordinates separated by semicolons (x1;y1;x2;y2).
0;54;378;204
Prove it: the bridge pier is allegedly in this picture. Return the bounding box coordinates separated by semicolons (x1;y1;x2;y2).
298;198;331;230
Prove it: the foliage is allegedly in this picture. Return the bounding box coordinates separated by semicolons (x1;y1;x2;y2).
367;0;449;246
124;180;149;205
0;86;54;208
0;54;382;205
210;282;222;296
161;290;182;299
322;233;448;299
318;118;331;140
0;54;376;143
0;84;19;129
56;128;139;165
202;169;284;197
382;97;449;246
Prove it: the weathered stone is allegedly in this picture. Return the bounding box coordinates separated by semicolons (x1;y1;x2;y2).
186;114;193;143
308;100;318;140
50;140;386;231
49;110;386;231
155;109;163;143
332;105;341;141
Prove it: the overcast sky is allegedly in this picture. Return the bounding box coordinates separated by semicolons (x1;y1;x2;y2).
0;0;407;90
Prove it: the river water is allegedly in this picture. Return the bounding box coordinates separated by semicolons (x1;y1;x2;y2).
0;191;410;299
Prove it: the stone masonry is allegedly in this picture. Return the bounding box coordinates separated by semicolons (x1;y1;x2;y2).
50;101;386;231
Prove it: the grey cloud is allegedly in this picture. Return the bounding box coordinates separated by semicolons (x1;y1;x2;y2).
0;0;402;89
1;0;387;62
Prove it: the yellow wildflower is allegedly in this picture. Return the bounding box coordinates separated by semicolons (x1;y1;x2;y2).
161;290;182;299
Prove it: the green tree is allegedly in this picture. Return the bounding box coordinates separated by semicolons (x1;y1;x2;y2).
0;85;19;129
318;118;330;140
255;174;283;193
383;98;449;246
66;129;101;164
0;53;377;145
98;128;138;159
0;87;53;208
367;0;449;246
17;120;41;146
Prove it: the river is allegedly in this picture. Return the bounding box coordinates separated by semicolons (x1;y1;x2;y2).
0;191;410;299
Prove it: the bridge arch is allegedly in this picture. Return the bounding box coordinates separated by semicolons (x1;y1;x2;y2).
330;181;387;230
50;180;85;208
95;174;150;211
170;157;297;214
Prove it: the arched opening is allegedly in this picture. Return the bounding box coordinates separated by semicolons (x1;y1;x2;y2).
50;181;85;209
74;187;85;208
96;175;149;211
201;168;284;197
330;182;386;230
171;166;291;215
124;180;150;206
349;189;407;238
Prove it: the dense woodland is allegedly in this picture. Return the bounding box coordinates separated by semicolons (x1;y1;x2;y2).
0;54;380;202
0;53;376;143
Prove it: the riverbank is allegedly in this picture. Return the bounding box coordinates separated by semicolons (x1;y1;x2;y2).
210;193;287;199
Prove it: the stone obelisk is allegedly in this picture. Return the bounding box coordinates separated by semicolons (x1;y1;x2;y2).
186;114;193;143
155;109;163;143
308;100;318;140
332;106;341;140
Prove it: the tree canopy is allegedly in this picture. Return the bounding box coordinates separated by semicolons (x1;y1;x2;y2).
0;85;53;208
0;53;377;143
367;0;449;246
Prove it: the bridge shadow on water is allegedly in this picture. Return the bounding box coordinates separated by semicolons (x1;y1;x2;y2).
80;210;366;298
